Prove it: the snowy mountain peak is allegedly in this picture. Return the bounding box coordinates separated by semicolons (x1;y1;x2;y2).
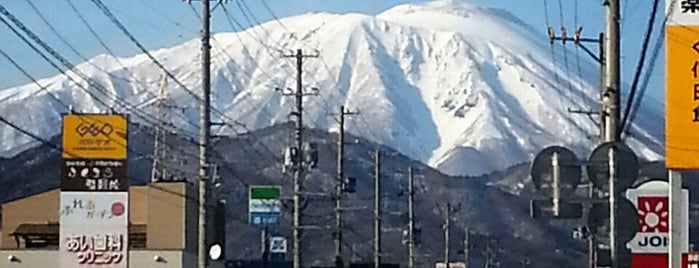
0;1;663;176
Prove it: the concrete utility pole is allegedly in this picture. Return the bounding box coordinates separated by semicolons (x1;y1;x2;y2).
407;166;415;268
464;226;469;268
603;1;621;268
197;0;212;266
335;105;356;268
281;49;319;268
374;149;381;268
444;203;451;267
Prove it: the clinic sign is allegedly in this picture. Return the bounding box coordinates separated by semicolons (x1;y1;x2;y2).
666;0;699;168
59;192;129;266
626;181;688;261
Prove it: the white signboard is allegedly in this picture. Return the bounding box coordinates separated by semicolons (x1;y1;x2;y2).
60;192;128;268
60;192;128;225
625;181;689;253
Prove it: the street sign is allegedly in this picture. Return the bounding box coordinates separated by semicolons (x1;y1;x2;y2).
665;0;699;169
587;198;639;242
269;237;287;254
625;180;689;254
248;186;281;226
530;146;581;197
587;141;638;192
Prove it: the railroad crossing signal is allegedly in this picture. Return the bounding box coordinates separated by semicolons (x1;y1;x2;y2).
529;146;583;218
587;141;639;192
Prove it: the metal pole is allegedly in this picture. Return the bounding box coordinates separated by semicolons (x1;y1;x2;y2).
444;203;450;267
197;0;212;266
588;183;595;268
374;149;381;268
604;0;620;142
669;170;683;268
335;106;345;268
262;227;269;268
293;49;304;268
552;152;560;217
608;147;618;268
408;167;415;268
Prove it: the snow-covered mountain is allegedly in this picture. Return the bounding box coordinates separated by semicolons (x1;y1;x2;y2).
0;0;663;176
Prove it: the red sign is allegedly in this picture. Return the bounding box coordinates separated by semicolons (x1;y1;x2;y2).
629;254;688;268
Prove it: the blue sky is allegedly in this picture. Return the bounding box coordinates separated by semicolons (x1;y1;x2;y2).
0;0;664;106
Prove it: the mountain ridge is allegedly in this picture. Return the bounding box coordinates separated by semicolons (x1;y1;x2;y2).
0;0;663;176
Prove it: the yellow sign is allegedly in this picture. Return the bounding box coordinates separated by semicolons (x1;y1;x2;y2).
62;114;128;159
666;25;699;169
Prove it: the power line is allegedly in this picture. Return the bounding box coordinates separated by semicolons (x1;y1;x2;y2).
619;0;660;134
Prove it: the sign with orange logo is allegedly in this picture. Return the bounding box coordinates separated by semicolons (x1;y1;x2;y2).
62;114;127;159
666;1;699;169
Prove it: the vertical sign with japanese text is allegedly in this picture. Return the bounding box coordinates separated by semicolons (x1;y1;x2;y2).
249;186;281;226
59;192;129;267
666;0;699;169
60;114;129;268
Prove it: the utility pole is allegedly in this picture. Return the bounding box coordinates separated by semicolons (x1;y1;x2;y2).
603;1;621;268
197;0;212;267
281;49;319;268
407;166;415;268
444;203;451;267
374;149;381;268
483;239;494;268
463;226;469;268
335;105;356;268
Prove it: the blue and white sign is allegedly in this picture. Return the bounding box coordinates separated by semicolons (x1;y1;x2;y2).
249;186;281;226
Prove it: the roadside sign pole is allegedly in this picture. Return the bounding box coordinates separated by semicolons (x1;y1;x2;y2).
669;171;683;268
609;147;618;268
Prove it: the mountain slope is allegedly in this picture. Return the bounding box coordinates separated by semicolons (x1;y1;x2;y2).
0;0;663;176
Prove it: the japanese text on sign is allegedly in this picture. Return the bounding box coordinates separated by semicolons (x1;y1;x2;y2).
665;25;699;168
683;0;699;13
62;159;127;191
65;234;124;264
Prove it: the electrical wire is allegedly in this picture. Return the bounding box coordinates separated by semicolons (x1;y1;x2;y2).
26;0;160;86
619;0;660;134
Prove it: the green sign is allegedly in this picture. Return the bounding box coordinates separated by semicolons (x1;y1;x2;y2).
249;186;281;226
